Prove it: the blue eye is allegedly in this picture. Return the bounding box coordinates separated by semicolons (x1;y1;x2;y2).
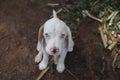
45;33;49;37
61;34;65;38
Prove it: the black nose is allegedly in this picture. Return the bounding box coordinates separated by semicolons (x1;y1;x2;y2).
50;47;59;54
52;49;57;53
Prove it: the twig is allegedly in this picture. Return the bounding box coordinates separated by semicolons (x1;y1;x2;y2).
82;10;103;23
111;48;120;70
56;8;63;14
62;5;69;12
108;11;118;26
50;8;63;17
112;52;118;70
47;3;59;7
66;68;79;80
99;27;108;48
107;12;116;20
107;41;117;50
35;66;49;80
35;58;54;80
92;0;99;6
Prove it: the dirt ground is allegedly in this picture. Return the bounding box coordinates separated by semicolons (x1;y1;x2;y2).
0;0;120;80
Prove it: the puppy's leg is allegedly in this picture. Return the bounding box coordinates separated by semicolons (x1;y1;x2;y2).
35;50;42;63
39;51;49;70
57;50;67;73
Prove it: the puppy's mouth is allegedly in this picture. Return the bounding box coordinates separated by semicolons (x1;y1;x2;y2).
47;51;60;56
50;52;60;55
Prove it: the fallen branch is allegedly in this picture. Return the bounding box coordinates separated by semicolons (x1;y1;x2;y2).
107;12;116;20
62;5;69;12
35;66;49;80
56;8;63;14
35;58;54;80
111;48;120;70
51;8;63;17
66;68;79;80
47;3;59;7
107;41;117;50
92;0;99;7
82;10;103;23
108;11;118;26
99;27;108;48
112;52;119;70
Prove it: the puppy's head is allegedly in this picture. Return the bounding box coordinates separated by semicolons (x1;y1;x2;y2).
37;10;74;55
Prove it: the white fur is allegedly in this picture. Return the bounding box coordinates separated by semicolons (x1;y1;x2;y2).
35;10;74;73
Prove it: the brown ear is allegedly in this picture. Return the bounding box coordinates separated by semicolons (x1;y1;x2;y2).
66;26;74;52
37;25;44;51
38;25;44;41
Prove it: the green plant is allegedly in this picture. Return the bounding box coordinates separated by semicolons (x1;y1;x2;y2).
67;0;120;22
115;61;120;70
65;0;120;36
91;0;119;15
49;63;56;73
67;0;89;21
92;28;100;36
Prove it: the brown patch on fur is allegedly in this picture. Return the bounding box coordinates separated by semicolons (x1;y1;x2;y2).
38;25;44;41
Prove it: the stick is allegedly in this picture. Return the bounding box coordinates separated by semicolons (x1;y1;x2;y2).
82;10;103;23
66;68;79;80
108;11;118;26
35;58;54;80
111;48;120;70
35;66;49;80
56;8;63;14
107;12;116;20
50;8;63;17
117;21;120;29
92;0;99;6
62;6;69;12
112;53;118;69
99;27;108;48
47;3;59;7
107;41;117;50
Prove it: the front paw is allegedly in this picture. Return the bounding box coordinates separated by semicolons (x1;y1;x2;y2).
57;63;65;73
35;55;41;63
35;52;42;63
39;61;48;70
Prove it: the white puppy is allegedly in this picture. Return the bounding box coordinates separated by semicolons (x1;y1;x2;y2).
35;10;74;73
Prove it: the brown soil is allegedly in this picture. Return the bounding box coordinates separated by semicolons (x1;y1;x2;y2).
0;0;120;80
